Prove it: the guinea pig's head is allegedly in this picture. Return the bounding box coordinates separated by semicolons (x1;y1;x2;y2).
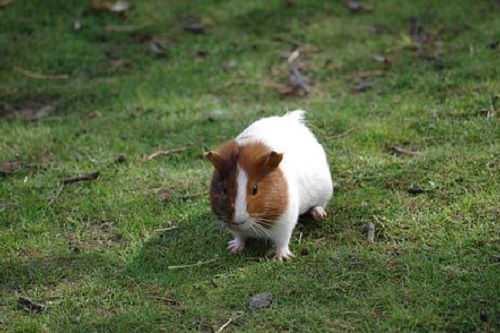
205;140;288;232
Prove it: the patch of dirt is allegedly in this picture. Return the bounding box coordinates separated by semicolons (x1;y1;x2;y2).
67;219;124;252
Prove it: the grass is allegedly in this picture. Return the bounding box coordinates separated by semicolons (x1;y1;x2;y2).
1;0;499;332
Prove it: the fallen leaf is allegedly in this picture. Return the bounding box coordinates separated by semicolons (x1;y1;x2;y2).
353;82;372;92
12;99;59;121
157;188;172;202
63;171;100;185
407;186;425;195
248;292;273;308
184;25;205;34
0;160;22;175
108;1;129;12
347;0;361;12
88;111;101;119
19;296;45;312
150;40;167;57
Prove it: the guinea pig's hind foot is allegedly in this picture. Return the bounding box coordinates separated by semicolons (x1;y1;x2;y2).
309;206;327;220
227;237;246;254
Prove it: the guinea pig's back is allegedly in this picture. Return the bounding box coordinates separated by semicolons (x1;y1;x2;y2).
236;111;332;213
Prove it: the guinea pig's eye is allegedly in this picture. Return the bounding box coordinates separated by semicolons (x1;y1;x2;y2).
221;184;227;196
252;183;258;196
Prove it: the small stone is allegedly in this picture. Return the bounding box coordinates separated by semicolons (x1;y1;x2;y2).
248;292;273;309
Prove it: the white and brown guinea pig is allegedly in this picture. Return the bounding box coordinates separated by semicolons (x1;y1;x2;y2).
205;110;333;260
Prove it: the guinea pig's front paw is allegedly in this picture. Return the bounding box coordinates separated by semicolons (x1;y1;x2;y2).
274;247;295;261
227;238;246;254
309;206;327;220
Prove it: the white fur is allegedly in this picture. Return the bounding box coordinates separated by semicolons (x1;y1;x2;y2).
231;110;333;260
234;168;249;224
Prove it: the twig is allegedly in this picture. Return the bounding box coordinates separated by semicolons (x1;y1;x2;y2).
19;296;45;312
366;222;375;243
14;66;69;80
327;127;359;140
215;318;233;333
168;258;217;270
153;226;178;233
151;296;183;306
63;171;100;185
144;147;187;161
216;79;283;90
388;146;423;157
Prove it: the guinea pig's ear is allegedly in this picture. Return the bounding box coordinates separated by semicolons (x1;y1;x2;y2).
257;151;283;175
205;151;224;171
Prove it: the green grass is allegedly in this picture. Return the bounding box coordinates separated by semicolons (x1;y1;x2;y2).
1;0;499;332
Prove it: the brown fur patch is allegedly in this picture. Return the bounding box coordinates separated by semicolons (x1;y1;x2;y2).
206;140;239;224
239;142;288;229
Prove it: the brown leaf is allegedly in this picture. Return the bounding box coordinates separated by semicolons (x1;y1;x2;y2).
0;160;22;175
407;186;425;195
13;100;58;121
19;296;45;312
353;82;372;92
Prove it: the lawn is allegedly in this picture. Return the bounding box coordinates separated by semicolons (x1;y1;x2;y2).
1;0;499;332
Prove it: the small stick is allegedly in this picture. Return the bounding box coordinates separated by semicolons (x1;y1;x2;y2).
145;147;187;161
215;318;233;333
153;226;178;233
216;79;283;90
14;66;69;80
63;171;100;185
389;146;423;157
327;127;359;140
151;296;183;306
168;258;217;270
367;222;375;243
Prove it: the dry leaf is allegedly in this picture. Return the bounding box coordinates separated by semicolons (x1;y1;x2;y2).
1;160;22;175
150;40;167;57
19;296;45;312
388;146;423;157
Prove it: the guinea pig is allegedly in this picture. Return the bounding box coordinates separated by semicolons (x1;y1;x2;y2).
205;110;333;260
